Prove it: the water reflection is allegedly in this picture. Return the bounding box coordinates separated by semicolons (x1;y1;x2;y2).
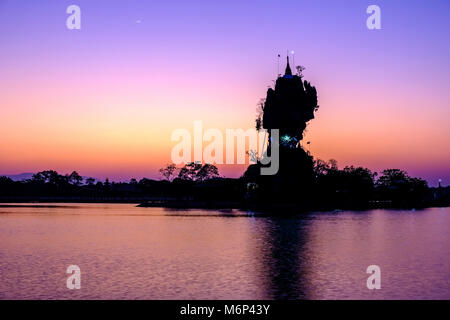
0;204;449;299
256;217;310;299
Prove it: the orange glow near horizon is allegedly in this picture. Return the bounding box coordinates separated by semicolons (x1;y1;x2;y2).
1;67;450;184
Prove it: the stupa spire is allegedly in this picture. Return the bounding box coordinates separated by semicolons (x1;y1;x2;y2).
285;55;292;76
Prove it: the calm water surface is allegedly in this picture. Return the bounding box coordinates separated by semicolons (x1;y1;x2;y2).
0;204;449;299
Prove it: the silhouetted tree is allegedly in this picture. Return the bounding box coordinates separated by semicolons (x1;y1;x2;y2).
0;176;13;184
255;98;265;131
178;162;202;181
328;159;338;171
0;166;441;208
104;178;110;190
31;170;69;187
176;163;220;182
197;164;219;181
377;169;409;188
159;163;177;181
313;162;376;207
376;169;428;205
68;171;83;186
296;65;306;77
313;158;338;177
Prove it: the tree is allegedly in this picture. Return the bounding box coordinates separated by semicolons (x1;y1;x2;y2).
376;169;428;203
341;166;377;193
296;65;306;77
159;164;177;181
178;162;202;181
255;98;265;131
31;172;46;184
313;158;330;176
197;164;220;181
313;158;338;177
376;169;409;189
377;169;428;191
32;170;68;186
68;171;83;186
0;176;13;184
329;159;338;171
176;163;220;182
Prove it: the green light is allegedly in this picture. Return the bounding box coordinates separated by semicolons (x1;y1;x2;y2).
281;135;291;142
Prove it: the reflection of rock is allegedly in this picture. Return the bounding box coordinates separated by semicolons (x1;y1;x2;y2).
244;57;319;205
252;217;309;299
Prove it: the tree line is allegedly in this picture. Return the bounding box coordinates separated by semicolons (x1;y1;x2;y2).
0;160;446;209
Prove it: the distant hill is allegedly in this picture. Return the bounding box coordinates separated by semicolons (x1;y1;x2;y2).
1;173;98;183
2;173;34;181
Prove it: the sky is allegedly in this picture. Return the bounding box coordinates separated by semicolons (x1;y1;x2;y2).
0;0;449;186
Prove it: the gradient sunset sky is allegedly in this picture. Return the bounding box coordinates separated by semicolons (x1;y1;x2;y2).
1;0;449;186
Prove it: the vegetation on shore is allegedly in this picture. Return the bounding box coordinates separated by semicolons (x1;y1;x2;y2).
1;160;448;210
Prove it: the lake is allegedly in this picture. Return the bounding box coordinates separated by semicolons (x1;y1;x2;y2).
0;204;448;299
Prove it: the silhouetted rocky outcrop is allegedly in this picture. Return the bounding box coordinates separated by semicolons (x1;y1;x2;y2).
244;57;319;205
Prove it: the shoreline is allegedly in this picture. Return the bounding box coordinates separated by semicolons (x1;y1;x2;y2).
1;198;448;212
